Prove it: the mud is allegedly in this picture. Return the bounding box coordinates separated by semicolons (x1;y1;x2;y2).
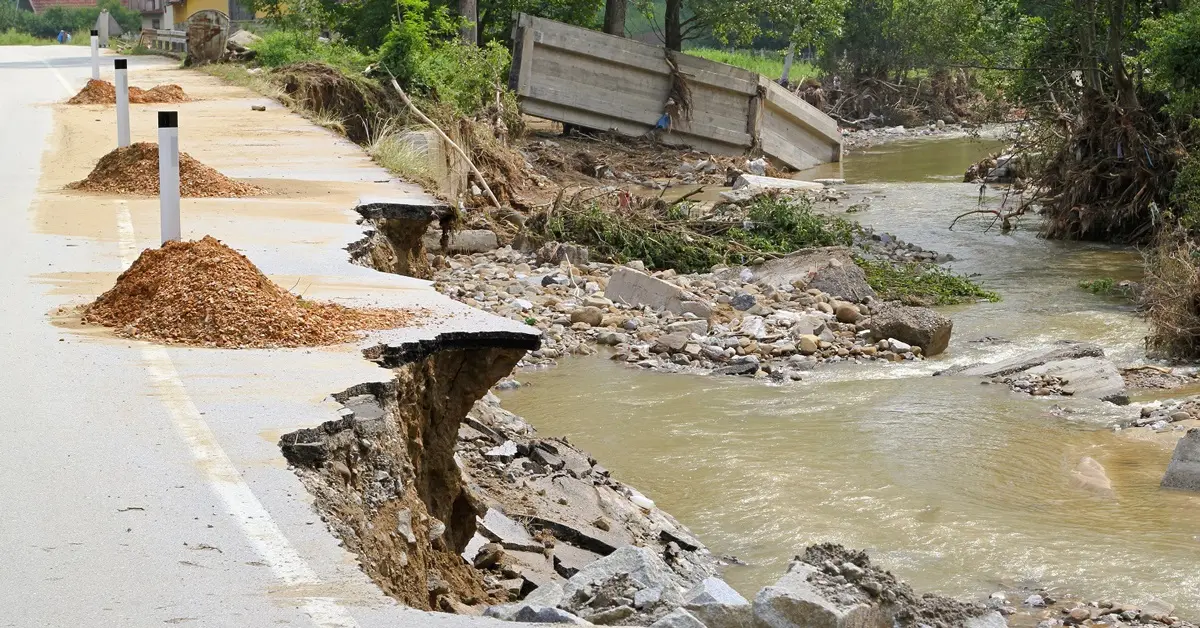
273;62;400;144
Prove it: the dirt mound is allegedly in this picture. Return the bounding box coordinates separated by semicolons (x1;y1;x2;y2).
130;84;190;104
67;79;117;104
67;79;191;105
273;62;399;144
82;236;418;348
68;142;262;197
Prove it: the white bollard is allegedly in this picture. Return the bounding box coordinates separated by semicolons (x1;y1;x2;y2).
158;111;181;244
89;30;99;80
114;59;130;148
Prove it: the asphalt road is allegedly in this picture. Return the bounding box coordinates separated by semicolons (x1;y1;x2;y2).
0;45;528;628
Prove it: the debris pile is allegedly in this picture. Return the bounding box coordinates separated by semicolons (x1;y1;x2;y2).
68;142;262;197
66;79;191;105
83;236;417;347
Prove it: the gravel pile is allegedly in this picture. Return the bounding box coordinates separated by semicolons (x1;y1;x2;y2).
83;236;418;348
67;79;190;104
68;143;262;197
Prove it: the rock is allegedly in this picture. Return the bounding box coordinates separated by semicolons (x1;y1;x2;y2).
746;158;769;176
714;363;758;376
679;300;714;319
1142;599;1175;617
462;532;488;563
797;335;819;355
740;316;768;339
227;29;262;48
668;320;709;336
485;440;518;463
867;303;953;356
732;293;757;311
1024;357;1128;404
651;608;707;628
474;542;505;569
570;307;605;327
562;546;683;606
523;582;566;608
479;508;543;552
585;605;636;625
685;577;749;606
396;507;416;544
950;342;1105;378
967;611;1009;628
888;338;912;353
654;333;690;354
835;304;861;324
537;241;589;266
732;174;825;192
1025;595;1047;607
552;543;603;579
1067;607;1090;622
752;247;876;302
423;228;499;254
1162;429;1200;492
484;604;590;624
753;562;890;628
1070;456;1113;494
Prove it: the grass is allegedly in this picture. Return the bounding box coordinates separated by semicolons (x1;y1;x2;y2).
1079;278;1117;295
685;47;817;82
250;30;373;73
0;29;54;45
198;63;289;101
367;124;433;185
857;258;1000;306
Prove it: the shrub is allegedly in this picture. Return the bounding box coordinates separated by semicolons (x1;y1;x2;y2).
251;30;373;72
1144;229;1200;359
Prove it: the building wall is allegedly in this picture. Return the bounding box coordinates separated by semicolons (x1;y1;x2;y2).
172;0;228;26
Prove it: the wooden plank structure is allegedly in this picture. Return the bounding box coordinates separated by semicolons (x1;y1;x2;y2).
509;14;842;171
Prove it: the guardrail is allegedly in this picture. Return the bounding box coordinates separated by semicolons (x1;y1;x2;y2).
139;28;187;54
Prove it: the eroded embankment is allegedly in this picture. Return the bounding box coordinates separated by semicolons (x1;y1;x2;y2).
348;201;458;280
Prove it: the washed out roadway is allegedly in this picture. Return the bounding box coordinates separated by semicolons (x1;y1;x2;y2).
0;45;534;627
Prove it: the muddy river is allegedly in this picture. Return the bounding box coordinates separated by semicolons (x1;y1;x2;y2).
499;137;1200;614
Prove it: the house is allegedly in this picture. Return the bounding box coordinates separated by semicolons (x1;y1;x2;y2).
17;0;126;13
136;0;254;29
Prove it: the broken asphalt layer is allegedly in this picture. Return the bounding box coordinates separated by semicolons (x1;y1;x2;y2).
0;45;537;627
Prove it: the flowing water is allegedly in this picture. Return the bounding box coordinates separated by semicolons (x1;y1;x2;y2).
499;138;1200;614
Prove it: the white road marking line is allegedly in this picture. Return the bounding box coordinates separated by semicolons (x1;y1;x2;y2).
116;189;358;626
41;56;76;95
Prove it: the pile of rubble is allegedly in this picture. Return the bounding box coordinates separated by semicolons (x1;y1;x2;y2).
944;342;1129;404
458;394;716;617
1127;396;1200;430
432;242;954;380
69;143;262;197
993;590;1195;628
991;373;1073;397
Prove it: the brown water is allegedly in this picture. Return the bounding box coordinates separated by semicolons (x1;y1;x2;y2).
499;138;1200;614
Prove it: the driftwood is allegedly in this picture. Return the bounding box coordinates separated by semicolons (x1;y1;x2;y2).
387;76;502;211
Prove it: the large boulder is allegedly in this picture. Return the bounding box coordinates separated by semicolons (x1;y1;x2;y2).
948;341;1105;378
605;267;711;318
753;562;892;628
483;604;589;624
684;577;752;628
866;303;953;356
562;546;684;605
1023;356;1128;404
1161;429;1200;492
752;247;875;302
650;608;707;628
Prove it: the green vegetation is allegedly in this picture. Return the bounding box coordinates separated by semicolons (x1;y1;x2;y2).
0;0;139;40
1078;278;1117;295
251;30;373;73
858;258;999;306
685;48;817;81
0;29;52;45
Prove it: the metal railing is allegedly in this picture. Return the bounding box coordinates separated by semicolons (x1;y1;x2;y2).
140;28;187;53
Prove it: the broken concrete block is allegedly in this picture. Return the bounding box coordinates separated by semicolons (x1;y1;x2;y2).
484;604;589;624
552;543;603;579
523;582;565;608
1162;429;1200;492
485;440;518;463
752;247;875;302
422;227;499;254
753;562;891;628
605;267;709;317
732;174;825;192
1024;356;1128;404
461;532;488;562
479;508;543;552
685;577;749;606
650;608;707;628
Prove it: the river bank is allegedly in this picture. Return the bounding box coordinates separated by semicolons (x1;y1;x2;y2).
485;137;1200;624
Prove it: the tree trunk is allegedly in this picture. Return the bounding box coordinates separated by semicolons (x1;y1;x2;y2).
665;0;682;51
603;0;625;36
1106;0;1138;109
780;40;796;85
459;0;477;45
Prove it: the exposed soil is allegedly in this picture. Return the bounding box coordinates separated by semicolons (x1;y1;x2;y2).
273;62;400;144
68;143;262;197
82;236;418;348
66;79;191;105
